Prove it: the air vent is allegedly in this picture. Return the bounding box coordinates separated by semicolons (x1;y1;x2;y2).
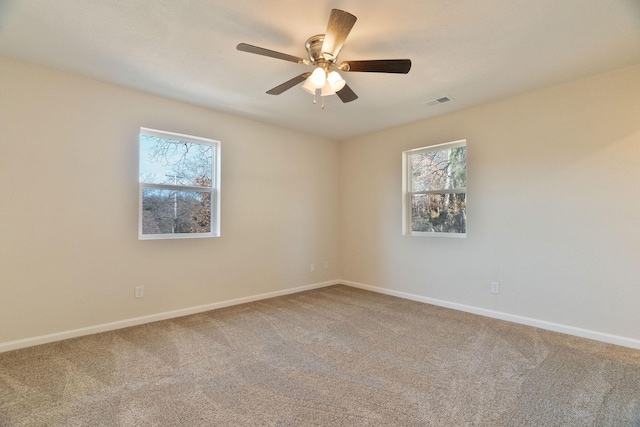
425;96;453;107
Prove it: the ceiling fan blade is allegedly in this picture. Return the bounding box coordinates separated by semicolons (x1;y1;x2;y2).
237;43;308;64
266;73;311;95
340;59;412;74
321;9;357;60
336;84;358;103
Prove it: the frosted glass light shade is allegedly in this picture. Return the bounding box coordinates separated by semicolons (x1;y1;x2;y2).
320;81;335;96
327;71;346;92
301;76;317;94
310;67;326;88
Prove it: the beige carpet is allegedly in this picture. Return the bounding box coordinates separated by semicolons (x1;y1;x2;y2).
1;285;639;426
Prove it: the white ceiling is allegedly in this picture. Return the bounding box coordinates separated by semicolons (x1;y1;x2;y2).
1;0;639;140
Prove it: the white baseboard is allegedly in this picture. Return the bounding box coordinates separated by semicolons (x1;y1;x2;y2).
0;280;340;353
341;280;640;350
3;279;639;353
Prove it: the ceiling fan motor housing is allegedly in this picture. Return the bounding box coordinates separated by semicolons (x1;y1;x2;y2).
305;35;328;63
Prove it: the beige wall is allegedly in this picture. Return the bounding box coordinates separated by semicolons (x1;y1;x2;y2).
340;65;640;342
0;57;340;343
2;56;639;348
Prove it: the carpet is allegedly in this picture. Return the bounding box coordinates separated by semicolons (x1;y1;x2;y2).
1;285;639;426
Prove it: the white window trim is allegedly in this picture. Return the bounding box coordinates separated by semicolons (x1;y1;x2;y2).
138;127;221;240
402;139;467;237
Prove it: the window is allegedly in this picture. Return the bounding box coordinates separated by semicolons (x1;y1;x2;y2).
402;140;466;237
138;128;220;239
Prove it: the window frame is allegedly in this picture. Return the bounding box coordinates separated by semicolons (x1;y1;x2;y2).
138;127;221;240
402;139;467;237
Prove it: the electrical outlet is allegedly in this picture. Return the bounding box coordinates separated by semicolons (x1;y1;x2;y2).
135;286;144;298
324;261;329;270
491;282;500;294
310;263;315;272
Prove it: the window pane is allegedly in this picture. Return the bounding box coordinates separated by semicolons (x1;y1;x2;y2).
139;134;213;187
411;193;466;233
142;188;212;235
410;146;466;191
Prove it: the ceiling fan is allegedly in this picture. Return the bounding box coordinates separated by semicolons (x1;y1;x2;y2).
237;9;411;106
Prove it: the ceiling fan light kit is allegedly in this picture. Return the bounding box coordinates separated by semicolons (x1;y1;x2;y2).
320;81;335;97
327;71;346;92
309;66;328;88
237;9;412;108
301;77;317;95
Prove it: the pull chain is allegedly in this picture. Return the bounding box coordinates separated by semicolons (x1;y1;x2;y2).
309;91;327;110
